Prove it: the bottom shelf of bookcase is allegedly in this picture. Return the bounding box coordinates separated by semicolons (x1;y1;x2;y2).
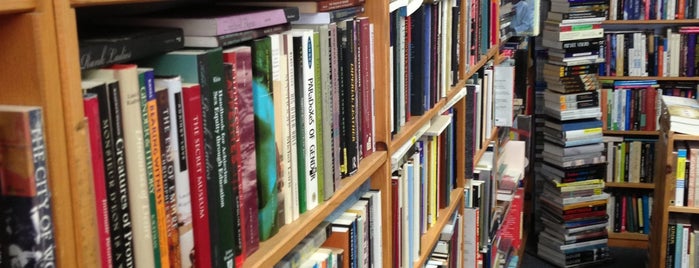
608;232;649;249
242;151;387;268
414;188;464;268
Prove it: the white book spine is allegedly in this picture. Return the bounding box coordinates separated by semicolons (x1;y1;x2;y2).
300;30;319;210
284;33;300;221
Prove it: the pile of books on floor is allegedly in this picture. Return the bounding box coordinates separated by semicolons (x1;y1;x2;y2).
538;0;612;266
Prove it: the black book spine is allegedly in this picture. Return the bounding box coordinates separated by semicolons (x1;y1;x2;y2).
108;81;136;268
223;62;243;257
344;19;359;176
613;193;622;232
79;28;184;70
666;223;676;268
452;1;460;86
216;24;291;48
410;7;426;116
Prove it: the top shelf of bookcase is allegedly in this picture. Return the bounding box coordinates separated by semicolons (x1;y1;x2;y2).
0;0;35;14
602;19;699;25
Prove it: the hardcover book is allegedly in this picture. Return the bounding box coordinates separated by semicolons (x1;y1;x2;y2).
228;0;365;12
249;36;282;240
82;94;113;268
181;83;213;268
0;106;56;268
184;24;291;48
222;46;260;264
78;25;184;70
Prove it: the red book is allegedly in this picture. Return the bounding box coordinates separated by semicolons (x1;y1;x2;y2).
357;17;373;159
499;188;524;251
391;177;401;267
620;195;627;232
645;87;657;131
223;46;260;266
182;84;212;268
84;95;113;268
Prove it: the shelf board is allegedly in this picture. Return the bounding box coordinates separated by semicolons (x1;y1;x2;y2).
605;182;655;189
241;151;387;268
668;206;699;214
70;0;163;7
608;232;648;241
414;188;464;268
389;47;497;151
603;19;699;25
598;76;699;81
670;133;699;141
603;130;659;136
0;0;35;14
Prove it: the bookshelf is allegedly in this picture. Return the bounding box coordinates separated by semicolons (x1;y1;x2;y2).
0;0;525;266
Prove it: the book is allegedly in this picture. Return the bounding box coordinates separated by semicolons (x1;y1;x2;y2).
660;95;699;135
0;106;56;267
111;5;293;36
184;24;291;48
222;46;260;264
293;6;365;24
81;78;135;268
181;83;213;268
78;25;184;70
228;0;365;12
82;94;113;268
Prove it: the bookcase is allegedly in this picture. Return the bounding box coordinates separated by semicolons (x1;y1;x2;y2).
0;0;527;266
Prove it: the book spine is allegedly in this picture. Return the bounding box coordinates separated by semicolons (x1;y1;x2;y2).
182;84;213;268
301;32;320;211
155;86;181;268
330;23;342;196
358;17;373;160
346;20;359;176
293;34;309;214
215;24;291;48
314;0;365;12
114;66;156;268
226;47;260;262
318;25;334;201
79;28;184;70
251;37;281;240
283;33;301;222
83;94;114;268
267;34;289;231
311;31;326;203
222;62;244;261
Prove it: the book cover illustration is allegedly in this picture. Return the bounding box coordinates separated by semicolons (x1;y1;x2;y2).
251;37;281;241
0;106;56;268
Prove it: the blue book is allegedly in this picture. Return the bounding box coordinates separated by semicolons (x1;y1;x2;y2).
614;80;658;86
625;89;631;130
423;4;432;111
406;162;415;267
676;222;683;268
642;194;650;234
544;119;603;132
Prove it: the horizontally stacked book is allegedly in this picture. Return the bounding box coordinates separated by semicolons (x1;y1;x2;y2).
538;0;612;266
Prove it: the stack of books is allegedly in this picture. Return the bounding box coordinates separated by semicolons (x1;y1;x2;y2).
538;178;611;267
538;0;611;266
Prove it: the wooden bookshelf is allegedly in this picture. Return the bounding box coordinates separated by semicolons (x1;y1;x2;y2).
415;189;464;268
668;206;699;214
607;232;648;248
605;182;655;189
603;130;659;136
598;76;699;81
242;151;387;267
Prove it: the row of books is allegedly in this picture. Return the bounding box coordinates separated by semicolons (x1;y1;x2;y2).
275;182;383;268
389;0;460;135
79;12;377;266
670;141;699;207
389;111;457;267
425;213;463;268
603;136;658;183
0;106;56;267
666;214;699;268
598;28;699;77
608;191;653;234
608;0;699;20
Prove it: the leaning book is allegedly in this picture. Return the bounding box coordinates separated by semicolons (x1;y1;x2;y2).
0;105;56;267
660;95;699;136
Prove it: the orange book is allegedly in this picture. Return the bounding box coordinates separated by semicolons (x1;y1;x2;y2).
321;227;351;268
601;88;608;130
147;80;171;267
658;44;665;77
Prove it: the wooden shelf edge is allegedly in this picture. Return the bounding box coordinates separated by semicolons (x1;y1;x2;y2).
598;76;699;81
389;47;498;151
473;127;499;168
414;188;464;268
608;232;648;241
670;133;699;141
0;0;35;14
70;0;163;7
242;151;387;267
668;206;699;214
605;182;655;189
603;130;659;136
603;19;699;25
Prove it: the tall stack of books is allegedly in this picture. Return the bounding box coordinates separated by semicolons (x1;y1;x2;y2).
538;0;612;266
